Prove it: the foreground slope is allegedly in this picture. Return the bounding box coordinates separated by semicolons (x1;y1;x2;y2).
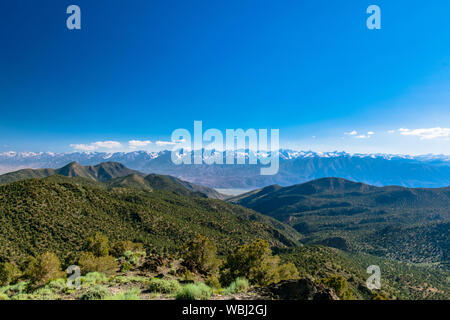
230;177;450;264
0;176;299;262
0;175;448;300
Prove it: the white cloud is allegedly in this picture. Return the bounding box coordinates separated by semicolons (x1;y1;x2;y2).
156;140;177;146
70;141;122;151
388;130;395;134
129;140;152;148
398;127;450;140
92;141;122;149
156;139;186;146
345;130;374;139
70;144;97;151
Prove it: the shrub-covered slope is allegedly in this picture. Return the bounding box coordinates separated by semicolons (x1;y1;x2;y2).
0;177;300;263
230;177;450;264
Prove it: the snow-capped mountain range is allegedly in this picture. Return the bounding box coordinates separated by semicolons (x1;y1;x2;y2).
1;150;449;188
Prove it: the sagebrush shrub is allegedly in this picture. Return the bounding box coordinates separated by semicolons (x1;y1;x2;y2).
105;288;141;300
80;272;108;286
0;281;27;297
79;285;109;300
176;283;211;300
78;252;118;275
118;250;146;271
45;278;68;293
148;278;181;294
225;278;250;294
29;287;59;300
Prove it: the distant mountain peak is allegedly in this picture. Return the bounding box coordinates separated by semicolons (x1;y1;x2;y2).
63;161;81;168
293;177;374;194
1;150;450;188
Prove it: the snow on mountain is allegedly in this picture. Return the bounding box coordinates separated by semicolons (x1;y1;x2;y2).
1;149;449;165
1;149;449;188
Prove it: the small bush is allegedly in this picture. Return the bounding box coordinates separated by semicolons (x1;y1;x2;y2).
220;240;280;286
105;288;141;300
10;293;30;300
148;278;181;294
320;275;354;300
225;278;250;294
372;291;390;300
176;283;212;300
45;278;68;293
0;281;27;297
118;250;146;271
205;275;221;290
80;272;108;288
119;261;133;272
0;262;21;286
28;287;59;300
181;235;221;275
79;285;109;300
0;293;9;300
80;272;108;286
78;252;118;275
25;252;64;287
278;263;300;281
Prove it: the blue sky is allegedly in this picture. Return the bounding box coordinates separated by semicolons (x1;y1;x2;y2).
0;0;449;154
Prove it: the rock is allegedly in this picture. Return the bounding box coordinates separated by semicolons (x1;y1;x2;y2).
262;279;340;300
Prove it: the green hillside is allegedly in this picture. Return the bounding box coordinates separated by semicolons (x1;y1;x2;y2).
278;246;450;300
0;174;448;300
0;162;225;199
230;177;450;265
0;176;300;263
0;161;140;184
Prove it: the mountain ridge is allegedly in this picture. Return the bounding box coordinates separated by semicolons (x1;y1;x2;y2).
0;161;225;199
1;150;450;188
229;177;450;265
